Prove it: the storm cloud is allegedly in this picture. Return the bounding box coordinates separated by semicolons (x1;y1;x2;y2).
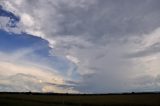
1;0;160;93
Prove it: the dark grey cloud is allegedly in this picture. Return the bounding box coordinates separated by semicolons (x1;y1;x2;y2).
53;0;160;44
131;75;160;92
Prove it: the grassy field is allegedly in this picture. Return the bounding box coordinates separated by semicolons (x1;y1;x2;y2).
0;93;160;106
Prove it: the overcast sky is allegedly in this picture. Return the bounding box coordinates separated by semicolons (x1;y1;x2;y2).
0;0;160;93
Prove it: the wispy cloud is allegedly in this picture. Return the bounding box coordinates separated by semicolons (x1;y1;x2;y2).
0;48;79;93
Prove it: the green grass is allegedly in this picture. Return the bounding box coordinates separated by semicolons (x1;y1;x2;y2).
0;93;160;106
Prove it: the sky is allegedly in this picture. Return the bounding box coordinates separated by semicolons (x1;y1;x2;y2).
0;0;160;93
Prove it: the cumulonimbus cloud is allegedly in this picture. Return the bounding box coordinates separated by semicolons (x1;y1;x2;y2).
1;0;160;93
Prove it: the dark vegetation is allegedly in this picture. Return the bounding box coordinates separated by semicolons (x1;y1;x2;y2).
0;92;160;106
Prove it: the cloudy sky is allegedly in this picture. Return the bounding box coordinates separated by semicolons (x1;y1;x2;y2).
0;0;160;93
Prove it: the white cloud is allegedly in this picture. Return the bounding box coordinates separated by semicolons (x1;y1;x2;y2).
142;27;160;48
66;55;79;64
14;0;23;5
21;13;34;27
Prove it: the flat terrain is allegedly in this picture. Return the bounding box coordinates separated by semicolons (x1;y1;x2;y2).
0;92;160;106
